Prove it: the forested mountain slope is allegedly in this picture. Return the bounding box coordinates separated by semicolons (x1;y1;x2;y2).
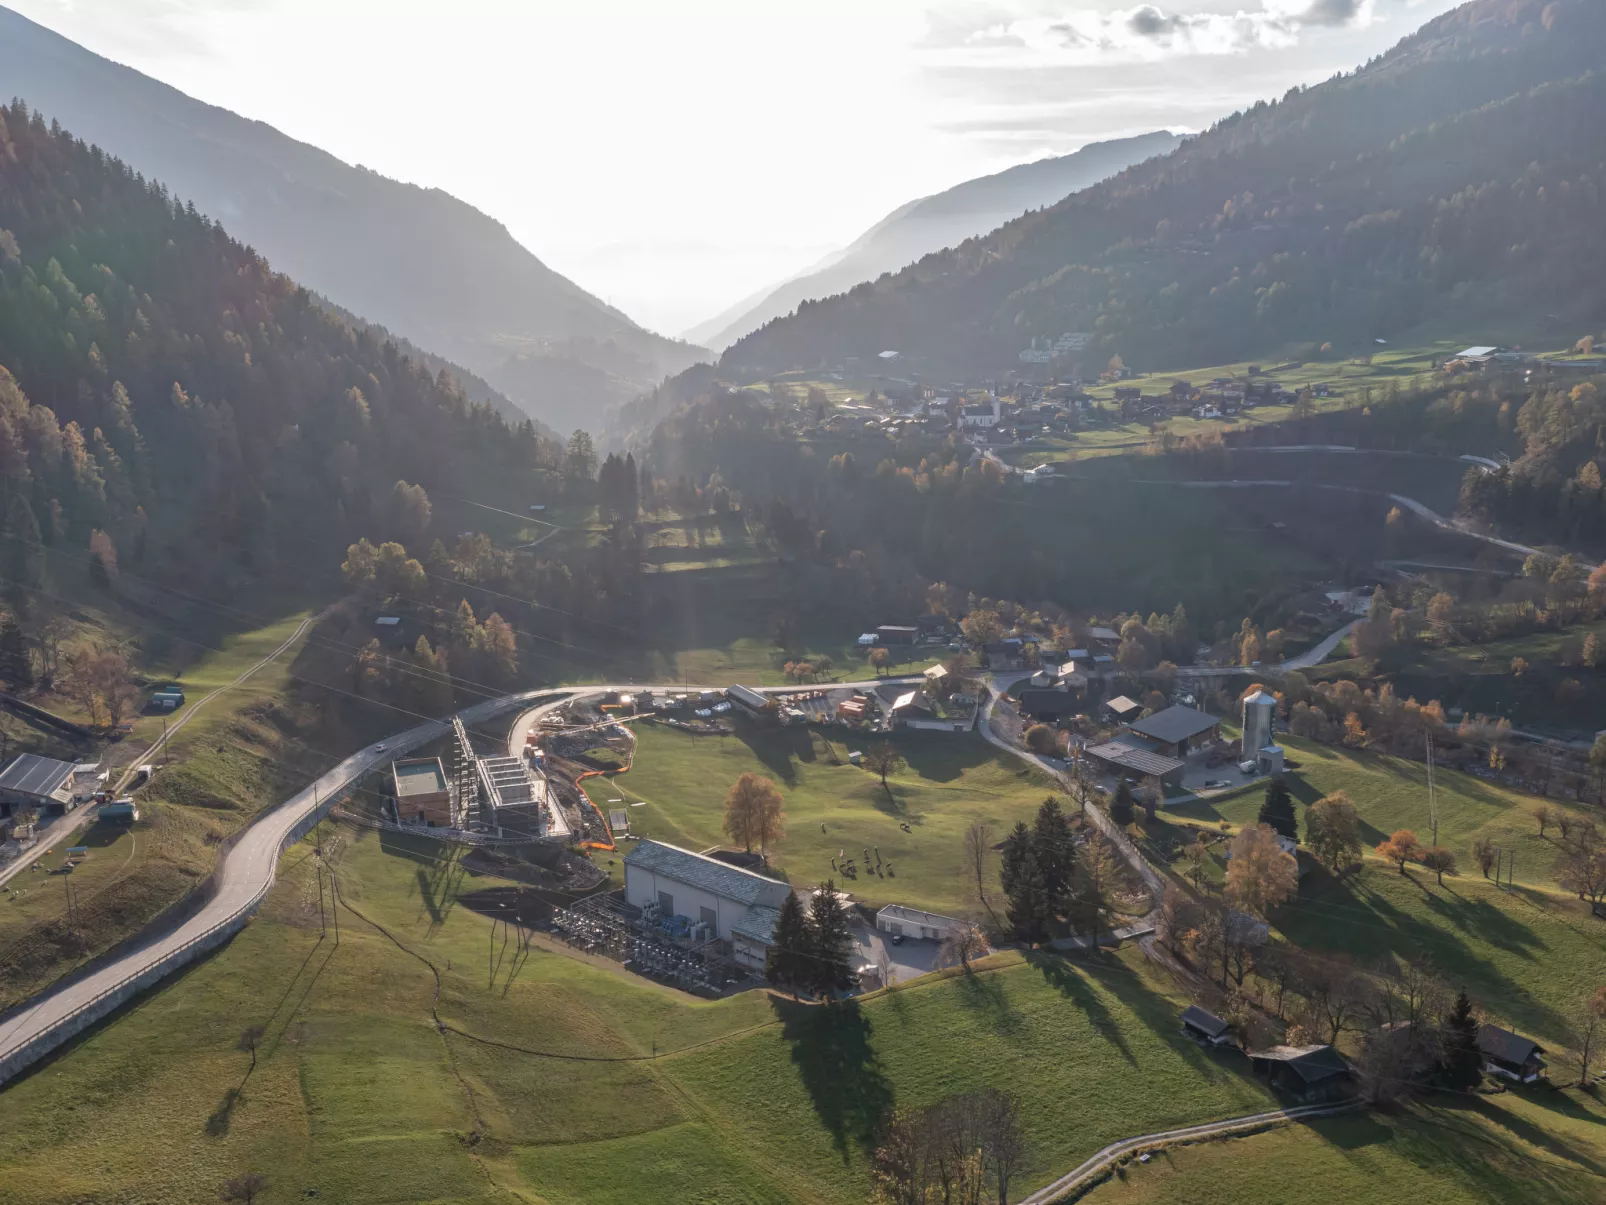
0;5;705;433
686;131;1180;351
722;0;1606;378
0;100;553;593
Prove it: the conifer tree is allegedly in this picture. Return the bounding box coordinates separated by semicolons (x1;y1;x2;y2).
1439;990;1484;1091
806;880;858;997
1031;797;1075;913
1109;780;1136;827
1259;776;1299;841
764;891;813;998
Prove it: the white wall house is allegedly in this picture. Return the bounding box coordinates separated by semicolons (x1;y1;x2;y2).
958;401;1002;429
624;840;792;968
875;904;962;942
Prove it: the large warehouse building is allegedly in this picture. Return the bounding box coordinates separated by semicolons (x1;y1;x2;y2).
0;755;107;817
623;840;792;969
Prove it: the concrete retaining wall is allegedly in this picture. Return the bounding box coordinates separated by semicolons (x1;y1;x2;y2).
0;794;337;1088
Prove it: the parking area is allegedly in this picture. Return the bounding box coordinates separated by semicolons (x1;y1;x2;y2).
850;918;945;984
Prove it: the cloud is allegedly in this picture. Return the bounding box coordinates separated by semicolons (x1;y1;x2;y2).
923;0;1375;65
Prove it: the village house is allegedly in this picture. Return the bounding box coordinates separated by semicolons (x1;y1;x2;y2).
1248;1045;1351;1100
1477;1024;1546;1083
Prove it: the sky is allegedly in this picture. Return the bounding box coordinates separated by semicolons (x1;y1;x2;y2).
9;0;1464;338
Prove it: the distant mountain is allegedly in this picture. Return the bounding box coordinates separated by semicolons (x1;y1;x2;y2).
0;99;555;587
0;5;706;434
684;131;1182;351
722;0;1606;380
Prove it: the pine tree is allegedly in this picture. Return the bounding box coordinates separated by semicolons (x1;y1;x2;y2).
1109;781;1136;827
806;880;858;997
764;892;813;998
1004;845;1051;944
1258;776;1298;841
999;821;1032;900
1032;797;1075;913
1438;990;1484;1091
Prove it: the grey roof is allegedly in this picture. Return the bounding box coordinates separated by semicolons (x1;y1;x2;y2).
1478;1024;1545;1066
1181;1005;1230;1038
731;904;782;944
1085;741;1185;778
393;758;448;797
727;684;771;711
1128;705;1220;745
1251;1044;1349;1083
1019;689;1080;717
0;754;76;799
625;840;782;906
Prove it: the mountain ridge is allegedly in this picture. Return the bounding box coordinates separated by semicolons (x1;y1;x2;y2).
684;130;1182;351
720;0;1606;379
0;4;706;434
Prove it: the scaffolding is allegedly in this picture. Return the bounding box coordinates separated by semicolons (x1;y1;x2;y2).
450;716;480;826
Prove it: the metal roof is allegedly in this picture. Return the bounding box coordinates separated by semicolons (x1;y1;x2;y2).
625;840;784;907
1084;741;1185;778
1019;689;1080;717
1105;695;1142;715
730;904;783;944
727;684;772;711
0;754;76;799
1181;1005;1230;1038
1249;1044;1349;1083
1478;1024;1545;1066
1128;705;1220;745
877;904;961;928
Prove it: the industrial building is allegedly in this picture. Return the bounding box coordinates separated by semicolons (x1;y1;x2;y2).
391;757;461;828
0;755;107;817
623;840;792;969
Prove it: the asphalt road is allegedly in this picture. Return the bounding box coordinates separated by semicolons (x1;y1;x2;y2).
0;676;924;1079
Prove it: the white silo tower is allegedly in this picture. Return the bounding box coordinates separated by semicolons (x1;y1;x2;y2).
1242;688;1277;755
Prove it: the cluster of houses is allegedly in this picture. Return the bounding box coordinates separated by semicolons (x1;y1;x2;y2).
1180;1004;1550;1101
1110;373;1330;423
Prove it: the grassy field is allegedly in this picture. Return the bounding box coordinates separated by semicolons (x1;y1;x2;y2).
1080;1092;1606;1205
1168;736;1595;892
593;723;1058;916
1153;738;1606;1045
0;821;1282;1205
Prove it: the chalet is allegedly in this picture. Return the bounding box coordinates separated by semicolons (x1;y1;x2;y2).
981;642;1025;671
1125;705;1221;757
1104;696;1144;724
958;401;1002;429
1477;1025;1546;1083
1180;1005;1234;1047
1088;626;1121;647
1249;1045;1351;1100
888;690;938;725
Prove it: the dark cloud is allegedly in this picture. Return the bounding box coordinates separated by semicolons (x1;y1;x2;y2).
1127;6;1183;39
1299;0;1364;27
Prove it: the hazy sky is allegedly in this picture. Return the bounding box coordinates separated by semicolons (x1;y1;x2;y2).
10;0;1462;337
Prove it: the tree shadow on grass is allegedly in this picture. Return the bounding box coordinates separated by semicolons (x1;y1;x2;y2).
1460;1096;1606;1177
1023;950;1135;1066
770;996;894;1162
736;728;812;786
1308;1109;1393;1151
954;968;1025;1039
898;734;993;786
1413;885;1547;961
204;1086;240;1137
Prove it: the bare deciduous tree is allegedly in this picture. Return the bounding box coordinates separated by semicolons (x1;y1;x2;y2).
962;820;995;917
938;922;989;973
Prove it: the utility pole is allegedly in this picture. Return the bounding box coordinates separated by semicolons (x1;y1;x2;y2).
161;715;170;767
330;872;340;946
316;862;326;938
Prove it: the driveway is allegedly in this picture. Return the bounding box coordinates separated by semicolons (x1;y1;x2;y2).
850;918;944;984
